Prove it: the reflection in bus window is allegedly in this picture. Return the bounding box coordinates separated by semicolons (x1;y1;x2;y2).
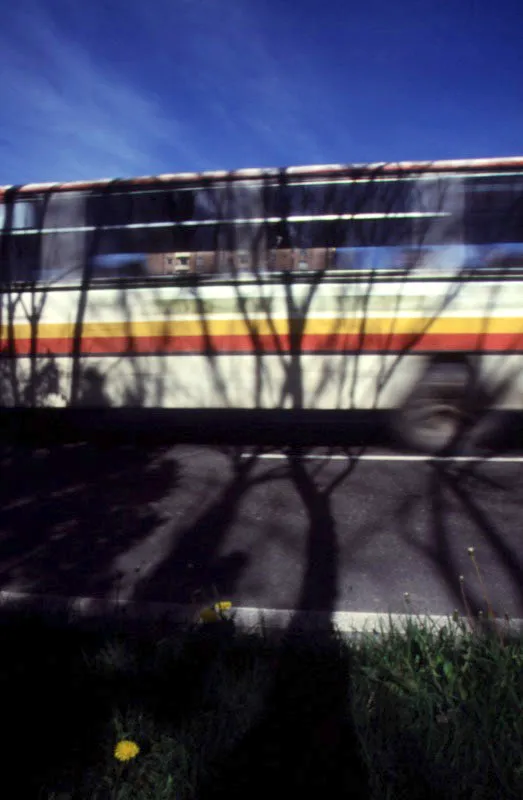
91;253;148;280
0;200;37;230
2;166;523;287
331;243;523;273
40;191;87;230
193;183;265;222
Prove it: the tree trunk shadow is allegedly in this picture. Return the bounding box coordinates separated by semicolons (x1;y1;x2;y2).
198;632;369;799
198;450;368;798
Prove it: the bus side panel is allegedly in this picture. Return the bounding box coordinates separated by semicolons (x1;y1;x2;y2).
2;277;523;410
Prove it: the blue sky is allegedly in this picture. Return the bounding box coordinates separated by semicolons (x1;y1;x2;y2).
0;0;522;185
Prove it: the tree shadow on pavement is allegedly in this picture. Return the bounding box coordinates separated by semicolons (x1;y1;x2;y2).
394;456;523;620
285;446;363;615
133;448;291;606
191;447;370;799
0;441;179;597
437;460;523;615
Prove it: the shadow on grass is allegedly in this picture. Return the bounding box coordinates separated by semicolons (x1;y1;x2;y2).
198;626;369;799
1;609;523;799
0;610;370;799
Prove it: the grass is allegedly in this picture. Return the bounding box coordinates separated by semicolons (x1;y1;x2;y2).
351;616;523;799
1;582;523;798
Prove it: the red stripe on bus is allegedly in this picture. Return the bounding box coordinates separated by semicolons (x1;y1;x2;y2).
4;331;523;355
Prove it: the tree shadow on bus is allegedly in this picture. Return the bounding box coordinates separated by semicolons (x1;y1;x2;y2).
184;169;523;461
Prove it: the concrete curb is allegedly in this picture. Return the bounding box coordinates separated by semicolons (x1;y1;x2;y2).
1;590;521;641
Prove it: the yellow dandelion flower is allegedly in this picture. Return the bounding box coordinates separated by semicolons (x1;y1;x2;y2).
114;739;140;762
200;607;219;623
214;601;232;613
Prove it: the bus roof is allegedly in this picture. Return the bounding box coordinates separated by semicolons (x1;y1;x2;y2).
2;155;523;197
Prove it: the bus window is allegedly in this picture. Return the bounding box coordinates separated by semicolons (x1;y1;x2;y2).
0;199;37;231
41;191;87;230
193;183;264;222
464;176;523;244
34;192;88;284
86;188;195;228
14;201;36;229
91;253;148;280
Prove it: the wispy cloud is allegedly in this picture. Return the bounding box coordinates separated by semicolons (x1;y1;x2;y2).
0;0;341;185
0;0;521;183
147;2;330;163
0;3;211;183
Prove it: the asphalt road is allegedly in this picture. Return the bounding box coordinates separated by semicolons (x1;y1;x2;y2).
1;439;523;622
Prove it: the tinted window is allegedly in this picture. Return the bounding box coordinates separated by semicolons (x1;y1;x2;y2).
40;192;87;229
463;175;523;243
193;183;265;221
86;189;195;227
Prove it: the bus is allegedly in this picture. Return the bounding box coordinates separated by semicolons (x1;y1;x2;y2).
1;156;523;452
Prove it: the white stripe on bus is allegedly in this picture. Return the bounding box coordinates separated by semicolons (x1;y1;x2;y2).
9;211;451;236
240;453;523;463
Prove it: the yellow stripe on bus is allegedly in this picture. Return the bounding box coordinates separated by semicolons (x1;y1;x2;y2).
2;316;523;340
